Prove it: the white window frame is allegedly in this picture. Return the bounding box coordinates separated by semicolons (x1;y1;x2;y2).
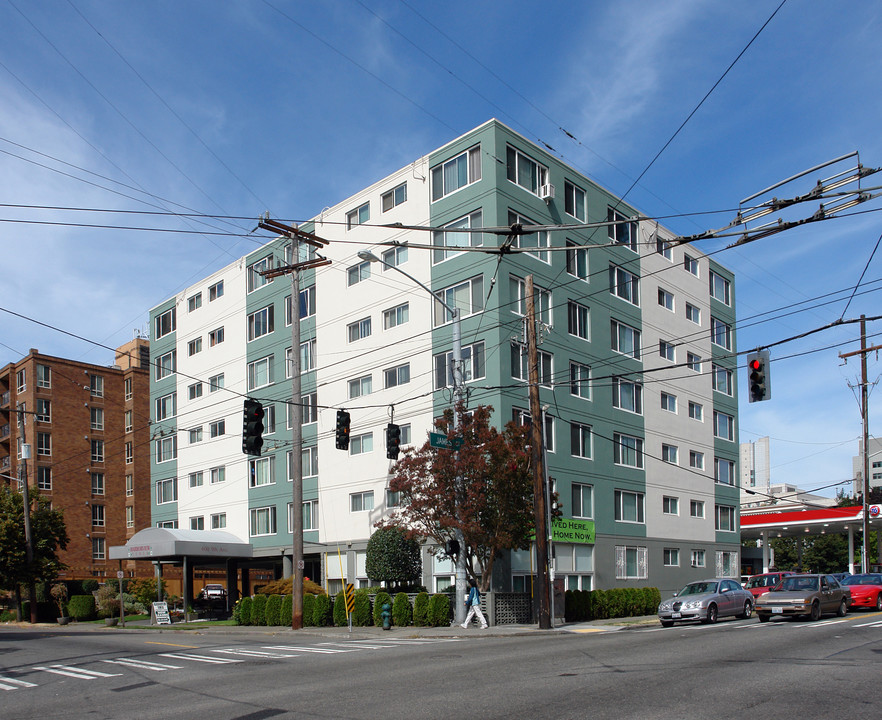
384;363;410;389
615;545;647;579
608;208;637;252
568;301;590;340
154;308;175;339
571;482;593;518
564;180;586;221
686;303;701;325
715;457;736;486
350;490;375;512
690;500;705;519
156;477;177;504
347;317;372;343
663;496;679;515
714;411;735;441
247;356;274;390
433;210;483;264
434;341;485;389
383;302;409;330
659;340;675;362
349;374;372;399
350;432;373;456
713;364;733;395
662;444;679;465
613;433;644;469
346;201;370;229
684;254;699;277
615;490;645;523
249;456;274;487
664;548;680;567
658;288;674;311
691;549;706;568
431;145;481;201
688;401;703;421
660;392;677;413
569;362;591;400
249;506;277;536
347;261;371;286
506;145;548;196
434;276;484;326
209;326;225;346
711;317;732;350
612;377;642;414
247;305;274;341
570;423;592;460
566;239;588;281
247;255;273;293
716;504;736;532
709;270;731;305
209;280;224;301
382;183;407;212
689;451;705;470
609;264;639;305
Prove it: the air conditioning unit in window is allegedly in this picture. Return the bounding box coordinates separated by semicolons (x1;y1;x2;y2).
539;183;555;202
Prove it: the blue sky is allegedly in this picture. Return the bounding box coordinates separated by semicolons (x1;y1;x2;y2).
1;1;880;498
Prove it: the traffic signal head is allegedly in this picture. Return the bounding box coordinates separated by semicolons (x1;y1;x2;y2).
446;539;460;558
386;423;401;460
747;350;771;403
242;399;265;455
335;409;351;450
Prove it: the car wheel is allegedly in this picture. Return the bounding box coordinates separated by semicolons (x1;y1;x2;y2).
837;599;847;617
875;594;882;612
809;601;821;621
758;613;770;623
701;603;718;624
660;620;674;628
737;600;753;619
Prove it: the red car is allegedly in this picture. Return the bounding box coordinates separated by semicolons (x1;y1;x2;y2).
839;573;882;611
744;571;794;600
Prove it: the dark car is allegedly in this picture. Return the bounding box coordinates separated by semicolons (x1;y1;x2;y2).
755;573;849;622
744;571;794;600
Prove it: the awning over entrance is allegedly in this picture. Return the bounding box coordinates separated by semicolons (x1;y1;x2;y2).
109;527;253;561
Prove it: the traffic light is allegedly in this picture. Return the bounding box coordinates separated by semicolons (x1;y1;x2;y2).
747;350;771;403
335;409;351;450
242;399;265;455
386;423;401;460
446;539;460;558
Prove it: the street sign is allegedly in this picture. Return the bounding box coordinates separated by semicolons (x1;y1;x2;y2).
429;432;463;451
344;583;355;614
117;571;124;579
151;601;171;625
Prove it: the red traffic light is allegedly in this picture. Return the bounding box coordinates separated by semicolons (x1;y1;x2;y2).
749;358;762;371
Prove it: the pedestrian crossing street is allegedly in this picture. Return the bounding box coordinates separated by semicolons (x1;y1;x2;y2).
0;638;458;691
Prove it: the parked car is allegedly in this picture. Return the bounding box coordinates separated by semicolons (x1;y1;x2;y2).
744;571;794;599
658;578;754;627
831;572;851;584
755;573;849;622
200;584;227;599
839;573;882;611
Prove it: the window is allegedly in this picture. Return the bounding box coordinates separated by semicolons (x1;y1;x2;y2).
716;505;736;531
687;352;702;373
209;374;224;393
91;472;104;495
263;404;276;435
248;305;274;341
126;506;134;529
433;210;483;263
188;293;202;312
508;210;550;263
350;490;374;512
247;255;272;292
155;436;176;463
663;496;679;515
124;377;133;401
125;442;133;464
347;317;372;343
690;500;705;518
713;364;733;395
92;537;106;561
570;423;592;459
714;411;734;441
615;545;647;579
92;504;105;527
211;513;226;529
36;363;51;388
613;433;644;468
434;276;484;326
571;483;593;518
347;260;371;286
247;356;274;390
37;466;51;491
90;374;104;398
90;407;104;431
209;280;224;301
609;265;639;305
122;409;132;433
299;392;318;426
564;180;586;220
383;303;409;330
566;239;588;280
155;393;176;421
300;500;319;531
662;444;678;464
188;382;203;400
568;301;590;340
691;550;706;568
570;362;591;400
386;489;400;508
710;271;731;305
658;288;674;311
612;377;642;414
659;340;675;362
384;363;410;389
382;182;407;211
510;277;551;323
432;145;481;200
291;446;319;480
660;392;677;413
382;245;408;268
209;419;225;438
657;234;674;260
686;303;701;324
346;201;370;229
715;457;736;485
156;477;177;504
664;548;680;567
190;516;204;531
36;432;52;457
187;338;202;356
249;457;274;487
611;319;640;359
711;317;731;349
36;398;51;423
608;208;637;252
510;343;552;385
688;401;703;421
506;145;548;195
433;341;485;389
209;327;225;346
286;286;317;325
15;369;26;393
189;471;204;488
154;308;175;338
349;375;372;399
250;506;277;536
684;254;699;277
210;466;225;484
689;451;705;469
156;520;178;529
350;432;373;455
511;409;554;452
299;339;316;374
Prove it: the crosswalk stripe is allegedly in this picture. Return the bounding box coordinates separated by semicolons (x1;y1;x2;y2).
796;619;849;629
262;645;353;654
212;648;296;659
102;658;183;671
33;664;122;679
158;653;242;665
853;620;882;628
0;677;37;690
320;642;395;650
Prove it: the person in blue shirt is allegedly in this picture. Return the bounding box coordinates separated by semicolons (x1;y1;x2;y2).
460;578;488;629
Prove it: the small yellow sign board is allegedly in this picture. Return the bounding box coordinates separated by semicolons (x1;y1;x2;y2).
344;583;355;614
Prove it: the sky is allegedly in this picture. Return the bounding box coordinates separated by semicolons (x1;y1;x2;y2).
1;1;880;499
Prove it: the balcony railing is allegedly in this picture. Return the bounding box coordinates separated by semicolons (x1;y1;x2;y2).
0;391;8;407
0;455;10;471
0;424;9;439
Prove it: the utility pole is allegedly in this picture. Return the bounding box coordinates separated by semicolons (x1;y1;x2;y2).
258;217;330;629
525;275;550;629
17;406;37;623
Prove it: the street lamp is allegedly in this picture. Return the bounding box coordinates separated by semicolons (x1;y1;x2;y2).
357;249;468;624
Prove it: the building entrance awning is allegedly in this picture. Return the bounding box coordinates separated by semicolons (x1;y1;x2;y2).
109;527;252;563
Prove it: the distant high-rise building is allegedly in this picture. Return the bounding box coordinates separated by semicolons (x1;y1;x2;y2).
740;436;770;504
853;437;882;496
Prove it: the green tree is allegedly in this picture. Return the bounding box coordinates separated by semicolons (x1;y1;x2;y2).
365;527;421;589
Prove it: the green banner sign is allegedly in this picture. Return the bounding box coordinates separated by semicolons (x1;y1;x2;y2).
551;517;595;544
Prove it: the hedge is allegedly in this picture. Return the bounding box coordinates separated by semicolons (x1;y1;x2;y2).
265;594;282;626
372;591;392;626
67;595;96;621
237;596;252;625
313;593;333;626
413;592;430;626
333;590;348;627
428;593;451;626
564;587;662;622
280;595;293;626
392;592;412;627
302;594;315;626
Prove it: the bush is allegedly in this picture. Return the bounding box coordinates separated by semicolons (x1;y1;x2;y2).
313;593;333;626
51;583;68;617
413;592;430;626
82;579;99;593
365;527;422;588
333;590;348;626
372;591;392;626
68;595;96;621
428;593;451;626
127;578;166;607
237;596;252;625
265;594;282;626
280;595;293;626
302;593;315;626
251;594;267;626
392;593;412;627
257;577;326;596
352;589;371;626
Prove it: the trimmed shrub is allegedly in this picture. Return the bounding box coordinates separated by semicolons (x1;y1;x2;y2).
413;592;430;626
392;592;412;627
642;587;661;615
238;596;253;625
301;593;315;626
280;595;293;626
265;594;282;626
313;593;333;626
251;594;267;626
68;595;96;621
352;589;372;626
428;593;451;626
82;579;99;593
372;591;392;627
333;590;348;626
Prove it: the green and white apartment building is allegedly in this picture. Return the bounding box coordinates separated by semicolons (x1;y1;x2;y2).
149;119;739;596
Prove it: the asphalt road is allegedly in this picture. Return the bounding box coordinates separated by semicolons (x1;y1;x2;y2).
2;612;881;719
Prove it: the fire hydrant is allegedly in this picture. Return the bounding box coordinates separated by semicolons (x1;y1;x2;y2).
381;602;392;630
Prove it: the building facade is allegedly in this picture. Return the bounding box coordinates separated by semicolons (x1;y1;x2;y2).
853;437;882;496
149;120;740;596
0;340;151;579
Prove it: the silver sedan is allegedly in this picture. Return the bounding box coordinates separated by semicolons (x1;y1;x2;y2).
658;578;754;627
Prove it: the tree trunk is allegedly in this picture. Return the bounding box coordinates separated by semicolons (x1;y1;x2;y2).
14;586;22;622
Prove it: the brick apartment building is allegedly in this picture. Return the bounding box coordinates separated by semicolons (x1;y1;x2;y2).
0;338;152;579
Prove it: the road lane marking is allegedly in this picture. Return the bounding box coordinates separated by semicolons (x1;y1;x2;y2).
102;658;184;671
853;620;882;627
320;642;396;649
0;677;37;691
796;619;850;629
159;652;242;664
212;648;297;659
144;641;201;649
263;645;355;654
33;664;122;679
